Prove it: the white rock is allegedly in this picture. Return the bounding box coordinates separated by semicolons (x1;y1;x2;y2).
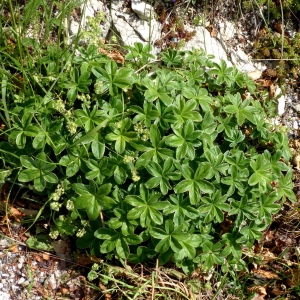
293;120;299;130
270;117;281;126
111;0;126;11
87;0;104;12
253;61;267;72
48;274;57;290
0;239;11;249
236;62;256;73
247;69;262;81
183;25;232;66
0;292;10;300
54;269;62;279
131;0;155;21
11;285;19;293
218;21;236;40
128;15;161;44
293;104;300;112
17;277;25;285
112;11;143;46
275;86;285;116
69;19;80;36
236;47;249;62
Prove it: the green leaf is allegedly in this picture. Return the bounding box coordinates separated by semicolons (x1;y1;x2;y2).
125;185;166;227
249;155;275;192
175;163;214;204
200;190;230;223
73;181;115;220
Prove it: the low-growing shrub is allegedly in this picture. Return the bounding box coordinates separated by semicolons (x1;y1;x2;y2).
0;43;295;274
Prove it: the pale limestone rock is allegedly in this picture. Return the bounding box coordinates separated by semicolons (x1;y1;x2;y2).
275;86;286;116
112;11;145;46
111;10;161;52
183;25;232;66
131;0;155;21
218;21;236;40
247;69;262;81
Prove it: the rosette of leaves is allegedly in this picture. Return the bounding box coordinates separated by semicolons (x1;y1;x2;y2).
3;42;295;274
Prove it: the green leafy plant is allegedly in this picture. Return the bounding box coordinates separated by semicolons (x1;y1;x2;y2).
0;41;295;275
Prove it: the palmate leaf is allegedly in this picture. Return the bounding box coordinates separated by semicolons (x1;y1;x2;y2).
223;93;258;125
256;191;281;224
204;146;229;182
73;181;115;220
198;111;218;148
194;241;224;270
150;220;198;260
249;154;276;192
172;98;202;129
92;60;134;96
237;221;268;247
200;190;230;223
276;169;296;202
131;102;159;127
75;104;105;132
221;165;248;196
141;77;173;106
145;158;181;195
125;185;168;227
94;227;142;259
207;60;233;86
18;152;58;191
174;163;214;205
262;149;290;178
182;85;214;112
163;194;199;226
105;118;137;153
165;120;201;160
131;124;173;169
221;231;243;260
229;195;258;226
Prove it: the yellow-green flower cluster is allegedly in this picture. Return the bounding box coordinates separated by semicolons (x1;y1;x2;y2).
53;99;66;113
58;215;65;221
66;120;77;135
50;202;62;211
52;184;65;201
81;220;89;227
92;263;99;271
66;199;74;210
77;93;91;108
131;167;140;182
134;122;150;141
115;121;122;129
49;230;59;240
94;81;103;94
76;228;86;237
123;155;135;163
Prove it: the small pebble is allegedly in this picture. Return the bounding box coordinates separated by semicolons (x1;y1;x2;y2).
293;120;299;130
17;277;25;285
18;257;25;264
11;285;19;293
23;280;30;286
48;274;57;289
